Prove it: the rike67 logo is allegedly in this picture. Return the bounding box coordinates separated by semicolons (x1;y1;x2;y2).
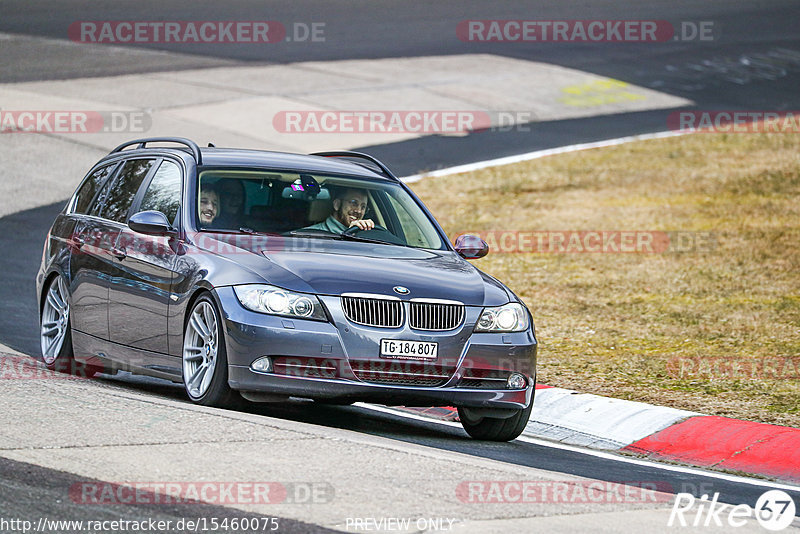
669;490;797;531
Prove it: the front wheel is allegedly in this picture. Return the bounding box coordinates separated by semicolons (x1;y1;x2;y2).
40;274;97;378
458;401;534;442
182;294;241;408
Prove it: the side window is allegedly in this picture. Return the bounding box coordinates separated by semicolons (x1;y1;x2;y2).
72;164;115;215
88;172;116;218
385;193;432;248
102;159;155;223
138;160;182;224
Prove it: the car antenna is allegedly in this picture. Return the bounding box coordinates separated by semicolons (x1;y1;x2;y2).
207;142;216;147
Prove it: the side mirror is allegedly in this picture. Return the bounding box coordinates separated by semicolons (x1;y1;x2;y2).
454;234;489;259
128;210;176;236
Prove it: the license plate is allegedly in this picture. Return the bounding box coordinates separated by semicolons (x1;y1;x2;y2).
380;339;438;360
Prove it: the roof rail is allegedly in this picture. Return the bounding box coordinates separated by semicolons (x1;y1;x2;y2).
310;151;398;181
110;137;202;165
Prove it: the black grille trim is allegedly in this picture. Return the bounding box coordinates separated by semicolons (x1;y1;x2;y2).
350;361;454;387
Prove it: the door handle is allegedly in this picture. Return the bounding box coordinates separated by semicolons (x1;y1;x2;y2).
72;236;85;249
111;247;127;260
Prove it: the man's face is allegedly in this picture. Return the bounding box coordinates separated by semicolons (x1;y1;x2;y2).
199;190;219;225
333;190;368;226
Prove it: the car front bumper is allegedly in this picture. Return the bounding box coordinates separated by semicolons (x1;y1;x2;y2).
217;287;537;409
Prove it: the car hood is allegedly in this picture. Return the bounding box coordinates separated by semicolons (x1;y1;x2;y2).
196;234;510;306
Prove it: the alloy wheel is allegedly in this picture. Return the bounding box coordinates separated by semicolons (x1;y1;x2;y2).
182;300;219;399
41;276;70;365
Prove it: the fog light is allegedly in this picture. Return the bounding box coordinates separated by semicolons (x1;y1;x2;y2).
507;373;526;389
251;356;272;373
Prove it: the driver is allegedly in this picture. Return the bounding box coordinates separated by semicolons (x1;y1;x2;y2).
305;188;375;233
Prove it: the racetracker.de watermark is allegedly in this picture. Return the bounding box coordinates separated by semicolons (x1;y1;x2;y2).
0;111;150;134
457;20;716;42
456;480;673;504
69;481;334;505
0;355;89;380
666;356;800;381
67;231;338;257
68;231;716;257
67;21;328;44
668;111;800;133
273;110;493;134
455;231;717;254
267;355;535;382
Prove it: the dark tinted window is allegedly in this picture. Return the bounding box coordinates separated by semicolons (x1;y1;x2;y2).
73;164;115;215
102;159;155;223
88;172;116;218
138;160;182;224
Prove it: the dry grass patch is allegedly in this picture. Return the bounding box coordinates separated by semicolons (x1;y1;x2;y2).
410;132;800;427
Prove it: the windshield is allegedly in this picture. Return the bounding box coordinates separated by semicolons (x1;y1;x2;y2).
196;169;447;250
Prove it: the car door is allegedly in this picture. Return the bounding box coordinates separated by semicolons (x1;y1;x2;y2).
86;158;158;354
68;162;121;340
107;158;182;371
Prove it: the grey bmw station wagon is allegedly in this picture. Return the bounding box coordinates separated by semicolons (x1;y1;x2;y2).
36;138;537;441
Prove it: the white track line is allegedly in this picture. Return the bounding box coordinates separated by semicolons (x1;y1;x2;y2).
401;130;689;183
355;403;800;493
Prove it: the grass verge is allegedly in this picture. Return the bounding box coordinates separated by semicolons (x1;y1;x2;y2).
410;131;800;427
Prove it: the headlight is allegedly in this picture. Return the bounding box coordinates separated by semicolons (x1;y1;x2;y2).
233;284;327;321
474;302;529;332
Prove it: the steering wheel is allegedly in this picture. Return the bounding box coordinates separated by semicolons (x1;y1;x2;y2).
342;224;407;246
343;224;388;235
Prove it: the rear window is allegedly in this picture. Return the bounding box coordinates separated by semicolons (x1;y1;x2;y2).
102;159;155;223
72;164;116;215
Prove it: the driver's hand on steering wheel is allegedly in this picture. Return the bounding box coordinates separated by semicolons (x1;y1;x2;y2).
348;218;375;231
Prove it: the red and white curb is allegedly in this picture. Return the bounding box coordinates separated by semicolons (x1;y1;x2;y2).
528;385;800;483
524;384;698;450
398;384;800;484
527;385;800;483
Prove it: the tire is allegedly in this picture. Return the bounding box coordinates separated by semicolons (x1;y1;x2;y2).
40;274;98;378
182;294;241;408
458;401;534;442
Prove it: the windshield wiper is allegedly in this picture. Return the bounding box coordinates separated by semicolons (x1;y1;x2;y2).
284;229;344;239
238;226;279;235
197;227;275;235
336;232;394;245
285;229;396;246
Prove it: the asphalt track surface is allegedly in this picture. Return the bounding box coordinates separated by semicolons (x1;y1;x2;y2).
2;1;800;530
0;456;334;534
5;372;800;512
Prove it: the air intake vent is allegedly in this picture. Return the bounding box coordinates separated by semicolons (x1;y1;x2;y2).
350;361;452;387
